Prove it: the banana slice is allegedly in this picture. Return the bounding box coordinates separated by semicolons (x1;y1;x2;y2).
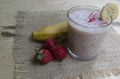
100;3;119;21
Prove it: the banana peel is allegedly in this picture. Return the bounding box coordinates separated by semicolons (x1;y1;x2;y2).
32;22;68;41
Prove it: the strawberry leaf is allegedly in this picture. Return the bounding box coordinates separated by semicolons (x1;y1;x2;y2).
36;53;44;60
55;33;67;44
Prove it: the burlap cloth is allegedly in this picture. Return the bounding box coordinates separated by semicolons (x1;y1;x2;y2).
13;11;120;79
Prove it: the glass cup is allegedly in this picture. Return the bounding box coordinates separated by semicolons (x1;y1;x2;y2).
67;6;112;61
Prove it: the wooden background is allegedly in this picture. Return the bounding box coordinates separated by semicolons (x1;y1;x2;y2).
0;0;120;79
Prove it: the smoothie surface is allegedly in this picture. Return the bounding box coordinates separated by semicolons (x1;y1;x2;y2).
69;9;108;28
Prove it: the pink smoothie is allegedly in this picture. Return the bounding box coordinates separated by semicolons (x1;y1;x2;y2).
67;6;111;60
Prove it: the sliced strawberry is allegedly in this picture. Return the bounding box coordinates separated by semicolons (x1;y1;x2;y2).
100;21;108;25
51;45;67;61
42;38;58;50
88;12;97;23
88;18;96;23
36;49;53;64
88;12;97;20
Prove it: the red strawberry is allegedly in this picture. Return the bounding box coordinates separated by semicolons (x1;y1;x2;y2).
88;18;96;22
51;45;67;61
36;49;53;64
42;38;58;50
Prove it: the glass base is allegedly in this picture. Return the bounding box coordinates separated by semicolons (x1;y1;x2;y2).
67;47;98;61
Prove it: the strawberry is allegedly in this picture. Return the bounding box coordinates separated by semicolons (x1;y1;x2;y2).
51;45;67;61
42;38;58;50
88;18;96;22
88;12;97;23
36;49;53;64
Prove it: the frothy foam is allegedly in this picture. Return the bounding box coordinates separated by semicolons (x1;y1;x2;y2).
69;9;108;30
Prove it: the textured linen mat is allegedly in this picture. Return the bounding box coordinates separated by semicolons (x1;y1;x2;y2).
13;11;120;79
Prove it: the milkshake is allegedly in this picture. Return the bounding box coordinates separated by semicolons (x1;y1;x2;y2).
67;6;112;60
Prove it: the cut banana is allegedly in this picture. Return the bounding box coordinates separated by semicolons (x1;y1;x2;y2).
100;3;119;21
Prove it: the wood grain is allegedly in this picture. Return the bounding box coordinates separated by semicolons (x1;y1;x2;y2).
0;0;120;79
0;26;15;79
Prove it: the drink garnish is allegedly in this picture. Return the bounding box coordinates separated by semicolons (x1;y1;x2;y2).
100;3;119;21
88;18;96;23
100;21;108;25
88;12;97;22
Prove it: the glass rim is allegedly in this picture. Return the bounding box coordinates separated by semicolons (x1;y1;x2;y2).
67;6;113;28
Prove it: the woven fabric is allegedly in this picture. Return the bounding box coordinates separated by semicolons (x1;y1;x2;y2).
13;11;120;79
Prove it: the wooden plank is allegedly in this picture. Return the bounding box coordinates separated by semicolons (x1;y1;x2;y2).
0;27;15;79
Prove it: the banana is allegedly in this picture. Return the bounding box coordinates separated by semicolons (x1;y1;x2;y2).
100;3;119;21
32;22;68;41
